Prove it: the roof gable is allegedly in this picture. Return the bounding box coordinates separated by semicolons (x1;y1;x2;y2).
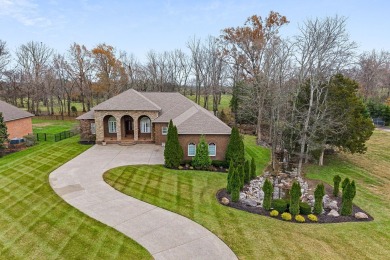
93;89;161;111
0;100;34;122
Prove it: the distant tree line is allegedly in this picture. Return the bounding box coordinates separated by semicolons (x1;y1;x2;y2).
0;12;383;173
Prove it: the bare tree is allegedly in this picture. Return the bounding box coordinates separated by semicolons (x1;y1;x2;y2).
293;16;357;174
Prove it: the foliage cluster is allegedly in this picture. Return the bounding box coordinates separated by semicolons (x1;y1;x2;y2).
164;120;183;168
313;183;325;214
341;178;356;216
270;210;279;217
295;215;305;223
333;175;342;197
299;202;312;215
262;178;274;210
289;182;301;215
192;135;212;169
307;214;318;222
281;212;292;221
271;199;287;213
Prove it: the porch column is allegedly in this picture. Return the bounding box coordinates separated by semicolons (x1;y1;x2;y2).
116;116;121;141
134;116;139;141
96;115;104;142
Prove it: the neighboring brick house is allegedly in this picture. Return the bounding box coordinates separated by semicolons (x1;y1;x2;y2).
77;89;231;161
0;100;34;140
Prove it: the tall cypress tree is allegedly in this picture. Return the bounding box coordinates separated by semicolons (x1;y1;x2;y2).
231;168;240;202
164;120;183;168
192;135;211;169
250;157;257;180
244;160;250;184
225;126;245;167
0;112;9;153
226;160;234;194
289;182;302;215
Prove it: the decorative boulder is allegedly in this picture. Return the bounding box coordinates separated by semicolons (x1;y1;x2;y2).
355;212;368;219
221;197;229;205
328;209;340;217
243;198;257;207
240;192;246;200
328;201;339;211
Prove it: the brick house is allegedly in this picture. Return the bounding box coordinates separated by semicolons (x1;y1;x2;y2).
77;89;231;161
0;100;34;140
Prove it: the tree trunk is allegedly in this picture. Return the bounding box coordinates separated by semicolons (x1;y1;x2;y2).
319;147;325;166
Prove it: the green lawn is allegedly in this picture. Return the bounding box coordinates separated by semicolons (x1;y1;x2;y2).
186;94;232;112
0;137;151;259
32;119;78;134
104;133;390;259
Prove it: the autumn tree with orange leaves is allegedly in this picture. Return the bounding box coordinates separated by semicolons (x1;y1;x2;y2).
221;12;289;143
92;44;128;99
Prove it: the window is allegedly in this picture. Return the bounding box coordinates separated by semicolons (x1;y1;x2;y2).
208;143;216;156
140;117;151;133
108;116;117;133
162;126;168;135
188;143;196;156
91;123;96;134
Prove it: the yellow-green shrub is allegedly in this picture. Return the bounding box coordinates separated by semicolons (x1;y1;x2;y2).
281;212;292;221
270;210;279;217
308;214;318;222
295;215;305;223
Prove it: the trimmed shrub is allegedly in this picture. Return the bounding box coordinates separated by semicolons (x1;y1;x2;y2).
299;202;312;215
262;179;274;210
270;210;279;217
281;212;292;221
225;126;245;167
289;182;301;215
271;199;287;213
231;168;241;202
192;135;211;169
226;160;234;194
341;180;356;216
295;215;305;223
342;177;350;190
244;160;250;184
164;120;183;168
333;175;342;197
0;112;9;152
250;157;257;180
212;160;228;168
313;183;325;215
308;214;318;222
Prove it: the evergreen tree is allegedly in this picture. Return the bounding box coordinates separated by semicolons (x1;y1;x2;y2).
231;168;240;202
289;182;302;215
238;164;244;189
313;183;325;214
164;120;183;168
250;157;257;180
333;175;342;197
192;135;211;169
244;160;250;184
0;112;9;153
262;178;273;210
226;160;234;194
341;177;350;190
225;126;245;167
341;180;356;216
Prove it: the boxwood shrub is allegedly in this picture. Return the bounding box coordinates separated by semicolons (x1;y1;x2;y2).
271;199;287;213
299;202;312;215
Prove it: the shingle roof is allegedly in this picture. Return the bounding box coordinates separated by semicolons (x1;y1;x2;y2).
77;89;231;135
93;89;161;111
0;100;34;122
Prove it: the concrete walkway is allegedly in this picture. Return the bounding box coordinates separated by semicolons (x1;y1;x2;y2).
49;144;237;260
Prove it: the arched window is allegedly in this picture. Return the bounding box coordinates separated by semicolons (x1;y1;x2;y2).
208;143;216;156
188;143;196;156
108;116;117;133
140;117;151;133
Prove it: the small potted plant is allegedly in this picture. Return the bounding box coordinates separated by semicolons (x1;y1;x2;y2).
102;140;106;146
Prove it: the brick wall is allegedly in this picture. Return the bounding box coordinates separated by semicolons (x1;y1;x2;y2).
6;117;33;139
79;119;95;141
178;134;230;161
154;123;168;145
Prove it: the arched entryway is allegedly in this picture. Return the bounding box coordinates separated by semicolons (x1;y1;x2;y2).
121;115;134;140
103;115;117;140
138;115;152;140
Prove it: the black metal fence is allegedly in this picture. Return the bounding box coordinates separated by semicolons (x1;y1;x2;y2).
36;130;77;142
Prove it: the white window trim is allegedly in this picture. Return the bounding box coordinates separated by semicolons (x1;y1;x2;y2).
108;117;117;133
208;143;216;156
90;123;96;135
188;143;196;157
162;126;168;135
140;117;151;133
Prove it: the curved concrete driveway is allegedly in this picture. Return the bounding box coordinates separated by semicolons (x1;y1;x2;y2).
49;144;237;260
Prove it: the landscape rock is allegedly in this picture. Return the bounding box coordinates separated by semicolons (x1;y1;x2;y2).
328;201;339;211
328;209;340;217
243;198;257;207
240;192;246;200
355;212;368;219
221;197;229;205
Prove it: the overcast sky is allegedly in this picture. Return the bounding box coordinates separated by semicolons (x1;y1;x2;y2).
1;0;389;61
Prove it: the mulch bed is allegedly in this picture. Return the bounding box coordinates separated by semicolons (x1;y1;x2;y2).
216;187;374;224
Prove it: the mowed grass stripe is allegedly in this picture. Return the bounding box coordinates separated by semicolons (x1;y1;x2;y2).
104;133;390;259
0;136;152;259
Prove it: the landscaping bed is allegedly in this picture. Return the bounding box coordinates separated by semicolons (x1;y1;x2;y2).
217;183;374;224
